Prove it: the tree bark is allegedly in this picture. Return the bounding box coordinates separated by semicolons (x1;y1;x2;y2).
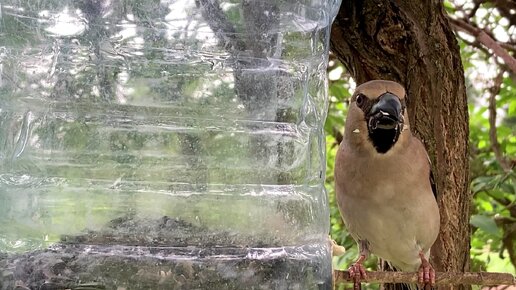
330;1;470;289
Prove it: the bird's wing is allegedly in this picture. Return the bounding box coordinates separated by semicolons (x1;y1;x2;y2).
425;152;438;200
429;169;438;200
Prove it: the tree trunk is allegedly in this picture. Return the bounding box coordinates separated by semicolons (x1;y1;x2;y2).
330;1;471;289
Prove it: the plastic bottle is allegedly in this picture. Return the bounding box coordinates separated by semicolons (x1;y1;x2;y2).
0;0;341;288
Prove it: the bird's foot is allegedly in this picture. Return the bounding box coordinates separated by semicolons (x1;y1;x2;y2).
418;252;436;287
348;261;367;280
348;256;367;290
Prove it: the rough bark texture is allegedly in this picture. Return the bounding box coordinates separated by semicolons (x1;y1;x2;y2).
330;1;471;289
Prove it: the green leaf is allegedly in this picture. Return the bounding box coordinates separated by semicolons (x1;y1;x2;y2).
443;1;455;13
470;215;500;236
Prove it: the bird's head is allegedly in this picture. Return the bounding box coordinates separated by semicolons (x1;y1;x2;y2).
345;80;408;154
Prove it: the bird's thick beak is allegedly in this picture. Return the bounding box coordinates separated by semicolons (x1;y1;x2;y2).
368;93;403;130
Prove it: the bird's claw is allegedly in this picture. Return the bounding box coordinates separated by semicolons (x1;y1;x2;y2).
348;262;367;290
418;253;436;287
348;262;367;280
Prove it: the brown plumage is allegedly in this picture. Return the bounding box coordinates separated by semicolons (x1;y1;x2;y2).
334;80;440;287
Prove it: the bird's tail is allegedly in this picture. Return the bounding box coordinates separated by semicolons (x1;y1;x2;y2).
381;261;429;290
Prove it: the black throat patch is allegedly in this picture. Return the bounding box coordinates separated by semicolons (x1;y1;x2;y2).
368;127;400;154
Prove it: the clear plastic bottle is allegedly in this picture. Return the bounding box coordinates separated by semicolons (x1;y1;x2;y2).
0;0;340;288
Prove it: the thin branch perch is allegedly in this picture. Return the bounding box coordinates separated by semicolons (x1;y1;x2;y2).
488;70;513;173
447;16;516;74
334;270;515;286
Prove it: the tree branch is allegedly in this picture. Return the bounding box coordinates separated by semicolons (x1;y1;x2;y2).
488;70;513;173
488;0;516;27
454;34;515;75
334;270;516;286
447;16;516;74
467;0;484;19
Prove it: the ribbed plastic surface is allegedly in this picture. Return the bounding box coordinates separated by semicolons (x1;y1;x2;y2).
0;0;340;288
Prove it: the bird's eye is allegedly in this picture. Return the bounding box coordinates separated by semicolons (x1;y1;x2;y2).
356;94;365;107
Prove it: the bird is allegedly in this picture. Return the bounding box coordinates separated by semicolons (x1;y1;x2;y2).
334;80;440;289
